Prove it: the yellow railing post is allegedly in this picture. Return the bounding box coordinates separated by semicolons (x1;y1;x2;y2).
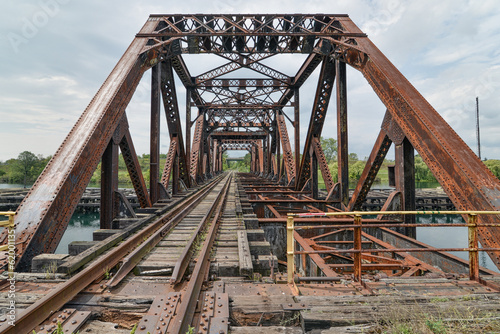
0;212;15;279
8;213;14;279
287;215;295;284
353;214;362;282
468;213;479;281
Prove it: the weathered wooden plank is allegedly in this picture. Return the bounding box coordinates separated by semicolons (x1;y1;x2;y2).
238;230;253;277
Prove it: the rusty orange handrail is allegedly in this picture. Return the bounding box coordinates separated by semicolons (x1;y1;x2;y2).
286;211;500;283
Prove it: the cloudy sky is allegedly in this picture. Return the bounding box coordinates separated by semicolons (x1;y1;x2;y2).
1;0;499;163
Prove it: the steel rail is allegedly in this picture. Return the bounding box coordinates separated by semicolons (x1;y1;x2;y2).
170;175;229;284
169;173;232;334
106;173;225;288
0;175;225;334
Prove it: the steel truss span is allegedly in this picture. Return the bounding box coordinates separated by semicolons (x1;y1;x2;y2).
6;14;500;271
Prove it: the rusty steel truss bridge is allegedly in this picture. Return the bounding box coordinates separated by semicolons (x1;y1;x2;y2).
5;14;500;274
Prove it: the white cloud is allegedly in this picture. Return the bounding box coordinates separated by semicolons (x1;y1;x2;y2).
0;0;499;164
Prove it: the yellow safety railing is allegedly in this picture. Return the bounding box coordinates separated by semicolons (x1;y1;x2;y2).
0;211;15;278
287;210;500;284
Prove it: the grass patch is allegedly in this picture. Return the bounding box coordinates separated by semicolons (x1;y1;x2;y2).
369;298;500;334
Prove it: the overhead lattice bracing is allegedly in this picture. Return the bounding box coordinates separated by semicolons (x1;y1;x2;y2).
8;14;500;272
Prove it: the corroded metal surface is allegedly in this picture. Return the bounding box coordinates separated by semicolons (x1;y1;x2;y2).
296;56;335;191
276;112;295;184
312;137;334;193
10;13;500;274
12;20;158;271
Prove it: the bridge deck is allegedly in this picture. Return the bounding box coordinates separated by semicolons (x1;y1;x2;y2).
1;173;499;333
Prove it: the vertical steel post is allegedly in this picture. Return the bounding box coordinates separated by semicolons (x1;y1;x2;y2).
336;60;348;206
100;140;119;229
353;214;362;282
150;64;161;203
276;112;281;181
311;149;318;199
213;139;218;173
294;88;300;187
267;133;273;176
287;215;295;284
468;214;479;281
186;87;191;174
395;137;416;237
172;153;179;195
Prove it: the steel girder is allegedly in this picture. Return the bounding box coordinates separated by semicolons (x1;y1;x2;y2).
190;115;205;183
337;17;500;267
170;55;204;106
100;130;119;229
195;53;275;84
220;140;257;152
120;129;152;208
197;83;286;107
210;130;267;140
276;112;296;184
312;137;335;193
101;115;152;228
161;137;178;194
336;60;348;206
139;14;363;55
296;56;336;191
150;64;161;203
216;53;291;83
160;60;191;188
12;13;500;272
12;20;157;271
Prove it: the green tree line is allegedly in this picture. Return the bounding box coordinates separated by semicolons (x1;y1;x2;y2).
0;151;51;187
2;146;500;188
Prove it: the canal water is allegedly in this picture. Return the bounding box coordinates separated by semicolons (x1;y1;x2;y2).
53;212;500;273
2;183;497;273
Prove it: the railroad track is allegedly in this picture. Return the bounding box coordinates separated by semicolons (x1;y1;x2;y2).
1;172;234;334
